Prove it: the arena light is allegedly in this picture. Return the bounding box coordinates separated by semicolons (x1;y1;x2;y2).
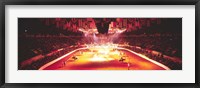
78;28;98;35
108;28;127;34
98;49;110;55
90;54;108;62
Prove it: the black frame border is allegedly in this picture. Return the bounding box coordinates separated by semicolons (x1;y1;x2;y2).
0;0;200;88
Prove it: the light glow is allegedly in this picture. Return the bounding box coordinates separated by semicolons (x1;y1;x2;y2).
90;54;108;62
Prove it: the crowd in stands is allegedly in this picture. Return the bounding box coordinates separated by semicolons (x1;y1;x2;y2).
128;46;182;70
119;34;182;58
19;33;182;70
18;36;84;70
20;47;78;70
118;33;182;70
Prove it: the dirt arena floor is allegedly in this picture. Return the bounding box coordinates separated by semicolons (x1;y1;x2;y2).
41;48;167;70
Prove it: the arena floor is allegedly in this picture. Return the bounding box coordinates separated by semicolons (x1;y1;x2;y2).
39;47;169;70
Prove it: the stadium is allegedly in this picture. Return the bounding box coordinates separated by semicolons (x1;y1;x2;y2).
18;18;182;70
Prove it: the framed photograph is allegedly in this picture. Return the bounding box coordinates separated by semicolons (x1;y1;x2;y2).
0;0;199;88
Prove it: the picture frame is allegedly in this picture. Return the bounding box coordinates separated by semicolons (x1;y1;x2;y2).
0;0;199;88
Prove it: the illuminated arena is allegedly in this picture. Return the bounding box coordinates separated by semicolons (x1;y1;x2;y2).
18;18;182;70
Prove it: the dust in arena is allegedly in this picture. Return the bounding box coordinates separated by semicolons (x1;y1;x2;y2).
18;18;182;70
